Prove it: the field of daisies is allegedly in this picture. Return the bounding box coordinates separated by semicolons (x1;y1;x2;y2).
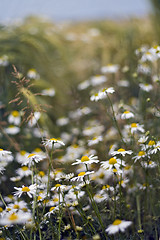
0;13;160;240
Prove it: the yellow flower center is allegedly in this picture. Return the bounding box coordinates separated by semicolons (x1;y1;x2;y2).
109;158;117;165
0;149;3;151
117;148;125;152
9;213;18;221
55;184;61;188
149;161;152;165
28;153;36;158
49;207;55;212
37;196;42;201
78;172;86;176
20;150;26;155
12;111;19;117
113;219;122;225
7;208;11;211
39;171;45;177
53;197;59;202
73;144;78;148
131;123;137;128
95;93;98;96
50;138;58;141
99;173;105;179
138;151;145;156
22;207;28;212
124;165;131;170
0;207;3;212
81;156;89;162
13;204;20;209
22;186;30;192
21;166;28;171
148;140;155;146
34;148;42;152
112;169;117;173
124;110;130;114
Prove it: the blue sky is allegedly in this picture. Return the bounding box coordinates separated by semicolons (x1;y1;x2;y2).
0;0;151;23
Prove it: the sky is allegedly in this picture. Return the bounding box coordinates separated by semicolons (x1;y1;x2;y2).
0;0;152;23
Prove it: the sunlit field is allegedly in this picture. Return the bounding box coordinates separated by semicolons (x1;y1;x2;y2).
0;13;160;240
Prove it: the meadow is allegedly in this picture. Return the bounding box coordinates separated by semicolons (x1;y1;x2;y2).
0;12;160;240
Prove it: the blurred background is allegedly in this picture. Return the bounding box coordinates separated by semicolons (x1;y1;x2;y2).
0;0;160;142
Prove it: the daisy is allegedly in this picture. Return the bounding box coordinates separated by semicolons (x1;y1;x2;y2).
90;75;107;86
72;155;99;165
71;171;94;181
88;136;103;146
42;138;65;149
77;80;90;90
23;153;45;167
139;83;153;92
127;123;144;134
132;151;147;162
8;111;21;125
28;112;41;127
90;92;103;102
105;219;132;235
121;110;134;119
141;160;157;169
100;87;115;95
111;148;133;157
56;117;69;126
5;125;20;135
16;166;32;177
0;211;31;226
16;150;29;164
45;206;59;217
41;88;55;97
0;149;12;158
27;68;39;79
101;64;119;74
14;184;37;198
101;157;125;174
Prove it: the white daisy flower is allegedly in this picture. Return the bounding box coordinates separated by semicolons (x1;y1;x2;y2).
101;157;125;175
77;80;90;90
45;206;59;217
16;166;32;177
88;136;103;146
14;184;37;198
90;75;107;86
16;150;29;164
27;68;39;79
132;151;147;162
126;123;144;134
71;171;94;181
105;219;132;235
121;110;134;119
111;148;133;157
8;111;21;125
42;138;65;149
139;83;153;92
56;117;69;126
23;153;45;167
90;92;104;102
101;64;119;74
5;125;20;135
0;211;31;226
98;87;115;98
28;112;41;127
141;160;157;169
41;88;55;97
0;149;12;158
72;155;99;165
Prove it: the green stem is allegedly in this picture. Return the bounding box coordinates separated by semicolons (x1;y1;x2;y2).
107;94;124;144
